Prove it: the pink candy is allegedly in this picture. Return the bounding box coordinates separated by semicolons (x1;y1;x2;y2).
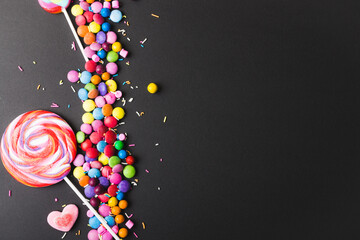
112;0;120;9
84;47;95;58
106;31;117;44
67;70;79;82
87;210;94;218
90;42;101;51
109;173;122;184
81;123;93;134
114;90;122;99
125;220;134;229
92;54;100;62
87;229;99;240
91;119;104;131
112;164;123;173
118;133;126;141
103;2;111;9
91;1;102;13
98;204;111;217
73;154;85;167
83;162;91;171
106;62;118;75
104;92;116;104
94;96;106;108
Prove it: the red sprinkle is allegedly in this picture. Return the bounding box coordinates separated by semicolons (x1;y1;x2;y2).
133;232;138;238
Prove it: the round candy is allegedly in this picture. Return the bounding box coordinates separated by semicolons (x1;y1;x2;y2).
97;49;107;59
84;32;96;45
118;228;128;238
106;51;119;62
123;165;136;178
90;197;100;207
112;42;122;52
95;64;106;75
82;112;94;124
102;166;112;178
110;173;122;184
80;123;92;135
88;177;99;186
77;25;89;37
93;108;104;120
104;145;116;157
101;22;111;32
91;75;102;85
84;11;94;23
98;194;110;203
115;215;125;224
67;70;79;83
0;111;76;187
71;4;83;16
102;104;113;117
85;60;97;73
109;10;123;23
81;139;92;151
116;192;124;201
79;175;90;187
102;72;111;81
80;1;89;11
119;200;128;209
94;185;105;195
96;140;107;152
86;147;99;159
80;71;92;84
85;83;96;92
91;1;103;13
96;31;107;44
99;204;111;217
99;154;109;165
114;141;124;150
112;164;123;173
100;8;111;17
105;216;115;227
105;131;117;144
73;166;85;179
73;154;85;167
88;168;101;178
112;107;125;120
118;180;130;193
118;133;126;141
126;155;135;165
98;82;108;96
104;116;117;128
87;210;94;218
90;132;102;144
90;42;101;51
118;150;127;159
93;13;104;25
83;162;91;171
84;186;96;198
106;31;117;44
104;92;116;105
99;176;110;187
84;46;95;59
92;120;103;131
38;0;70;14
89;22;101;33
76;131;85;143
147;83;158;93
88;229;99;240
89;216;101;229
102;43;111;52
83;100;96;112
78;88;88;101
107;185;118;196
75;15;86;26
88;89;99;99
111;206;121;215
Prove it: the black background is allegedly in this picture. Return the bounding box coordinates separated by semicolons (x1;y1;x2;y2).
1;0;360;239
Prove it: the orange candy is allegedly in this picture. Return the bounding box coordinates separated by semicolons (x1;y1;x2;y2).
91;75;101;85
118;228;128;238
86;0;95;3
77;25;89;38
79;175;90;187
111;206;121;215
101;72;110;81
102;104;113;117
119;200;128;209
84;32;96;45
115;214;125;224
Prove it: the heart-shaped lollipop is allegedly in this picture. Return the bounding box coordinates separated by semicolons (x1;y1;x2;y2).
47;204;78;232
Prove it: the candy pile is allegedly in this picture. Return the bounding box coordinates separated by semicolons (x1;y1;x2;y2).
66;1;135;239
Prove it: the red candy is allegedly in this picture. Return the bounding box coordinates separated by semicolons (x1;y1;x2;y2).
81;139;92;151
93;14;104;25
97;125;108;136
105;131;117;144
90;161;103;169
104;145;116;157
75;15;86;26
126;156;135;165
98;194;110;203
90;132;103;144
85;60;97;73
83;11;94;23
86;147;99;158
107;185;118;197
104;116;117;128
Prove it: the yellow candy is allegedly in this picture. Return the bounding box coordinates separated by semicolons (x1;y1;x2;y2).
71;5;83;16
147;83;158;94
83;100;96;112
108;197;119;207
105;80;117;92
82;112;94;124
89;22;101;33
112;107;125;120
112;42;122;52
98;153;109;165
73;166;85;179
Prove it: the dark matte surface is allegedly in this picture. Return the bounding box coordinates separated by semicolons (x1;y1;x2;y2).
1;0;360;239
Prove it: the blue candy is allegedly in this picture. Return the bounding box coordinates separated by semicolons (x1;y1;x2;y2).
109;10;122;23
97;49;107;59
89;216;101;229
116;192;124;201
88;168;101;178
78;88;88;101
97;140;107;152
105;216;115;227
80;71;92;84
118;149;127;159
93;107;104;120
100;8;111;18
101;22;111;32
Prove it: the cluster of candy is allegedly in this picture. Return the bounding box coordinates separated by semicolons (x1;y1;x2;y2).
66;1;134;239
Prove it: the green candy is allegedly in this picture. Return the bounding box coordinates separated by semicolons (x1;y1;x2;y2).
109;156;121;167
106;51;119;62
76;131;85;143
114;140;124;150
84;83;96;92
123;165;136;179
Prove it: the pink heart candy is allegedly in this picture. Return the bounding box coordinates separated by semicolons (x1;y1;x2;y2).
47;204;78;232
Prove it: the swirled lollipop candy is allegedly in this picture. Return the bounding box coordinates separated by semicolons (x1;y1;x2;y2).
38;0;88;62
0;110;120;239
1;110;76;187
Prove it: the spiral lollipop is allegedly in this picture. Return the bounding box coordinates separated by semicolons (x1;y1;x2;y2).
1;110;76;187
0;110;120;239
38;0;88;62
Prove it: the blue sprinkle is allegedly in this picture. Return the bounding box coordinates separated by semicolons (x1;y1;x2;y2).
118;58;124;61
113;74;118;77
122;82;126;85
77;69;81;72
89;7;92;12
141;45;144;48
68;104;70;108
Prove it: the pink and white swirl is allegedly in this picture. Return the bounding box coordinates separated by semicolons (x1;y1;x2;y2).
0;110;76;187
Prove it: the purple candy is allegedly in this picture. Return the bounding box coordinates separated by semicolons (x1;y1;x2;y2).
118;180;131;193
99;176;110;187
94;185;105;195
102;43;110;52
98;82;107;96
90;197;100;207
96;31;106;44
112;164;123;173
85;155;97;162
84;186;96;198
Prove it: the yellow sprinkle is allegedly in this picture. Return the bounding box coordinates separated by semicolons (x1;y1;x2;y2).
59;80;63;85
99;60;104;64
37;85;41;90
126;81;131;84
142;222;145;229
151;13;160;18
62;204;66;208
33;61;37;64
140;112;144;116
126;61;130;66
126;21;130;26
163;116;167;123
78;230;80;235
123;15;126;18
135;179;139;182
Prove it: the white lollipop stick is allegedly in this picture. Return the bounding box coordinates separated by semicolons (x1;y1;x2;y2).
62;8;88;62
64;177;121;240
